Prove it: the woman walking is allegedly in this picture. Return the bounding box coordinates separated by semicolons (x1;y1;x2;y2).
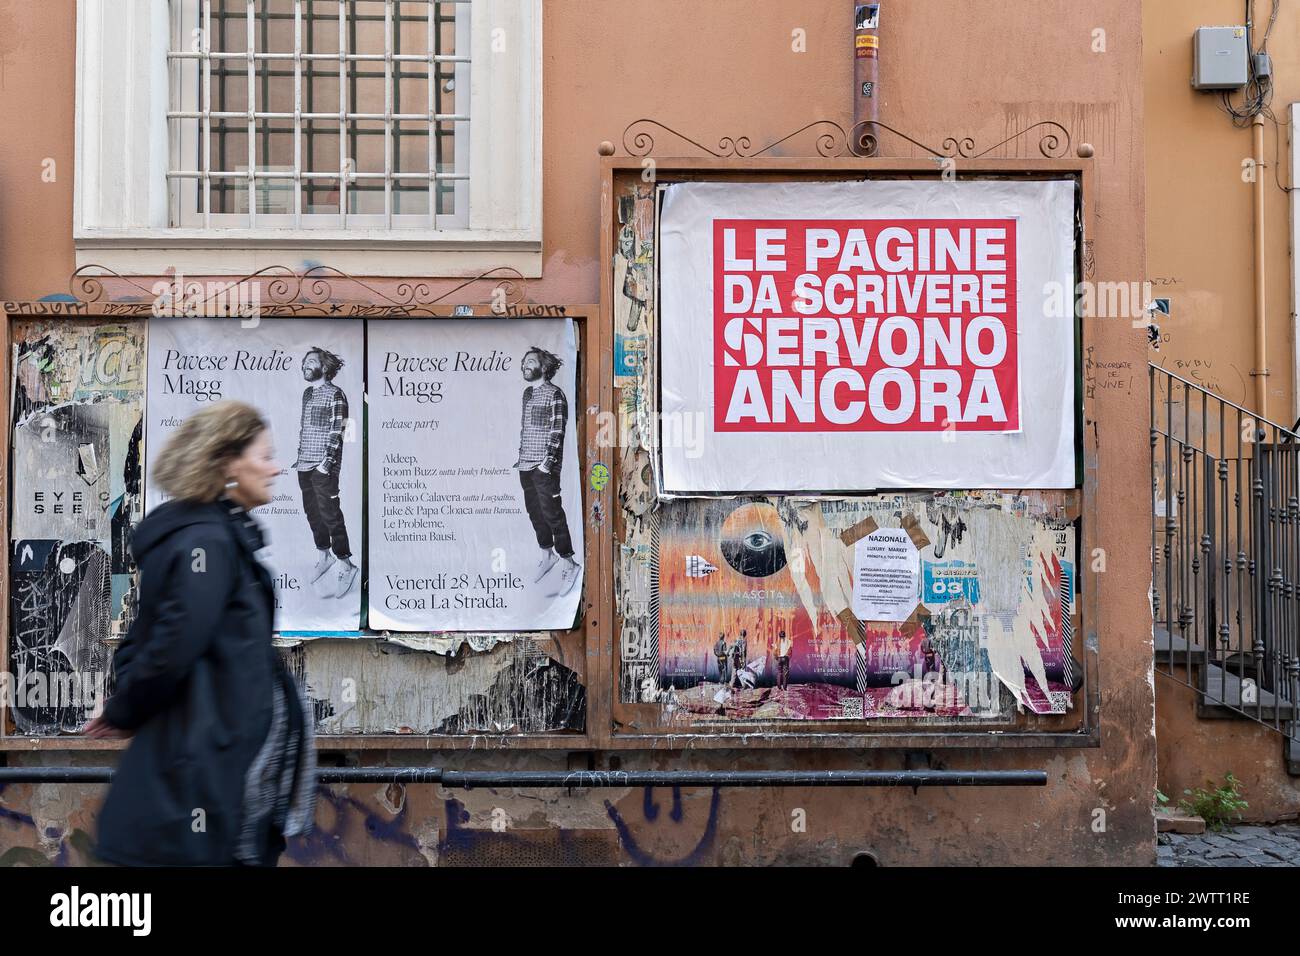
86;400;316;866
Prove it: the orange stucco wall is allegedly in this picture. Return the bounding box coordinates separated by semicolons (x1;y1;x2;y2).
1145;0;1300;822
0;0;1162;864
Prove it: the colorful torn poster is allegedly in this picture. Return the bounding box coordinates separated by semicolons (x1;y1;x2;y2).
614;184;655;388
642;493;1078;720
145;318;364;634
8;321;145;734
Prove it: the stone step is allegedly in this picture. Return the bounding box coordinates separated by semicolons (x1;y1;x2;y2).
1154;627;1257;672
1156;808;1206;834
1198;662;1297;720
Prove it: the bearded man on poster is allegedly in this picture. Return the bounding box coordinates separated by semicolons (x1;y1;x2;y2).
294;347;358;598
513;346;581;597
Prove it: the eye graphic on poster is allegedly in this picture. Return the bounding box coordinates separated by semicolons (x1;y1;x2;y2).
144;318;364;634
719;502;787;577
366;318;584;631
658;179;1077;493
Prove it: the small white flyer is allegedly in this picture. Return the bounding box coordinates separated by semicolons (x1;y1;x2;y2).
851;527;920;622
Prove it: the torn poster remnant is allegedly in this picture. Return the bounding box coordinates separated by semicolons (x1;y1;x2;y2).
633;492;1078;721
8;321;145;734
293;637;585;734
984;525;1078;715
614;183;655;388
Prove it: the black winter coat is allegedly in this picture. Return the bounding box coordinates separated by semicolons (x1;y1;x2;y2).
95;497;284;867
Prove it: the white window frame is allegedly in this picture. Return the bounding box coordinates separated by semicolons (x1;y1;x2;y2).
74;0;542;277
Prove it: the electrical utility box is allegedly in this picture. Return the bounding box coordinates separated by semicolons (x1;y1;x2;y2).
1192;26;1249;90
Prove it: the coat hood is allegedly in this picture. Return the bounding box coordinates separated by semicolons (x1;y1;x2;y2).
130;499;231;561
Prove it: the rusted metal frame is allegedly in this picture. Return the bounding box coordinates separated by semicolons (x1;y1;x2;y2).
603;160;1088;744
605;160;1093;745
600;162;1093;744
600;155;1099;750
0;303;605;751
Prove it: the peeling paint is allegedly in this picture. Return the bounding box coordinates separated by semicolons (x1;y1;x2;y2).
292;637;584;735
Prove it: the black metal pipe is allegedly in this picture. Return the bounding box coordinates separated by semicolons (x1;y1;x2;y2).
0;767;1045;787
434;770;1046;788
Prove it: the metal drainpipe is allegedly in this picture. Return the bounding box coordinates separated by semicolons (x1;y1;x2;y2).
0;767;1047;787
1254;112;1269;418
853;3;880;135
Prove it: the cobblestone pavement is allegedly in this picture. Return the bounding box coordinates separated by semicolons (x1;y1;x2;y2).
1158;824;1300;866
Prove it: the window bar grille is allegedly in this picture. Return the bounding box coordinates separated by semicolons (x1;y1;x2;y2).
260;0;269;178
384;0;394;228
453;1;469;222
305;1;315;218
426;2;435;227
167;1;472;227
216;1;227;215
245;0;257;228
339;2;349;227
394;1;404;217
202;0;212;227
170;8;182;224
293;0;302;228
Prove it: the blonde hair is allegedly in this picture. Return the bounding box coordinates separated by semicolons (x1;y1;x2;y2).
152;400;268;503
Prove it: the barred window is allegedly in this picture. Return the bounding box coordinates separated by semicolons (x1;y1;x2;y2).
167;0;470;230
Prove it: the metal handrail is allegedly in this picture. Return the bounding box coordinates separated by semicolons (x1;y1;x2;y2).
1150;363;1300;746
1154;363;1298;432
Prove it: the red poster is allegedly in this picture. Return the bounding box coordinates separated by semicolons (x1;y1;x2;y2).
712;219;1019;434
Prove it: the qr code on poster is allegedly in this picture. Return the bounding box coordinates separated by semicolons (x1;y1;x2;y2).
1047;691;1072;713
840;696;864;719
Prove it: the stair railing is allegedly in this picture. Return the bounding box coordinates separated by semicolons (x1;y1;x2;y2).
1151;363;1300;742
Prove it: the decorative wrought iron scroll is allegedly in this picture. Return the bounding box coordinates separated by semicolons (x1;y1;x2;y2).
620;118;1072;160
54;264;528;318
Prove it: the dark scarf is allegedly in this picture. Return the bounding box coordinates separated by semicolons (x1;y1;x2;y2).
218;497;318;864
218;493;267;552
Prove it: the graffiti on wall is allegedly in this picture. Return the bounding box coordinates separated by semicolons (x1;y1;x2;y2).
8;322;145;734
